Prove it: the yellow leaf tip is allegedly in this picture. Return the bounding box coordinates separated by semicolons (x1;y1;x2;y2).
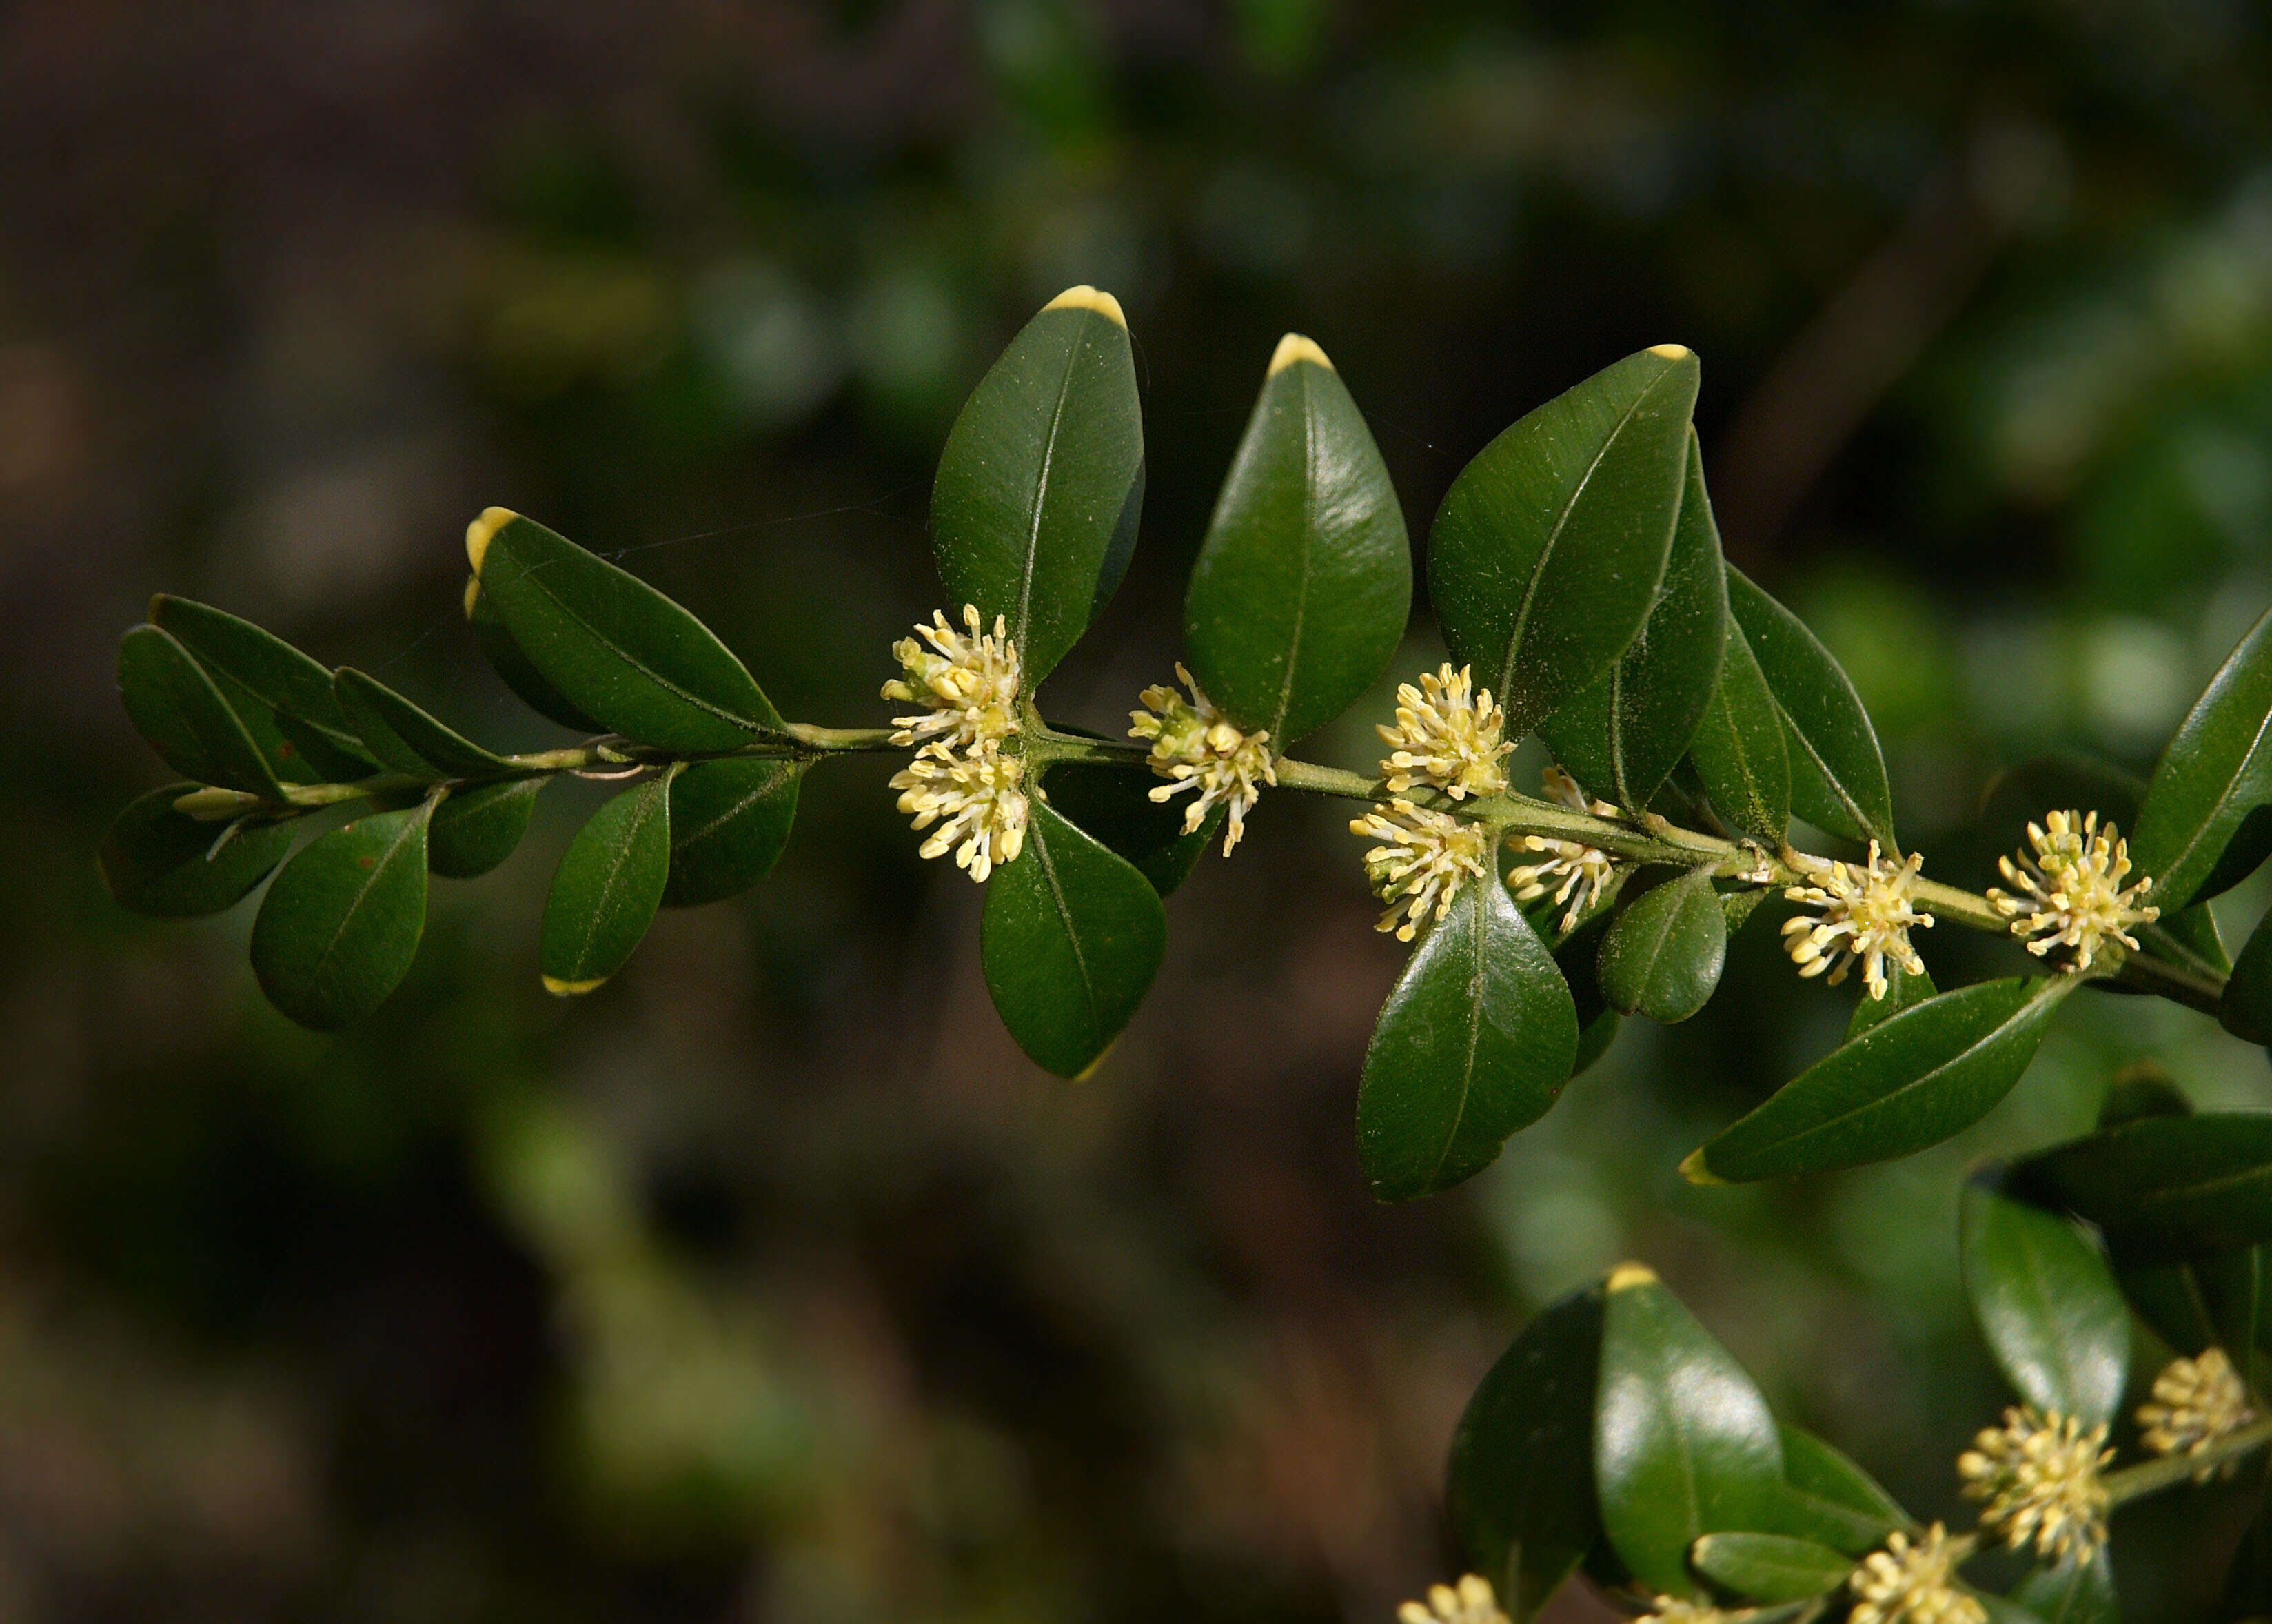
466;506;518;574
1678;1147;1726;1186
1647;342;1692;360
541;974;607;997
462;576;481;620
1043;285;1126;327
1268;333;1334;376
1605;1261;1659;1292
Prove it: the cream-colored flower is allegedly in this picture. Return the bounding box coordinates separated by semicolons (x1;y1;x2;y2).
1780;840;1932;1000
2138;1347;2255;1480
882;604;1022;753
1505;767;1620;933
1957;1405;2111;1565
1636;1596;1747;1623
1987;809;2159;973
1353;800;1497;942
1129;664;1277;855
1849;1524;1983;1624
1395;1574;1507;1624
1377;663;1512;800
889;740;1028;882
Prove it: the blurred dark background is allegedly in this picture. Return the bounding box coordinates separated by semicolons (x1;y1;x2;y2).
7;1;2272;1620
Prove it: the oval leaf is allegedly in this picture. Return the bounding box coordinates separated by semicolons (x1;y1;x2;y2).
979;800;1168;1079
334;668;516;779
1597;867;1727;1024
2223;908;2272;1044
1429;345;1700;738
662;755;802;907
101;787;295;917
1686;978;2071;1184
1960;1173;2129;1425
149;595;374;778
1446;1282;1607;1622
428;777;545;879
1594;1264;1787;1600
1687;615;1791;844
465;577;600;733
540;771;675;995
469;509;784;752
250;802;432;1029
1184;335;1410;743
1038;760;1218;897
1541;430;1728;808
1848;960;1937;1040
117;625;290;799
1690;1533;1854;1605
1357;877;1580;1201
2014;1113;2272;1262
1770;1425;1906;1556
2012;1551;2118;1624
2132;602;2272;913
1725;566;1895;850
931;287;1144;686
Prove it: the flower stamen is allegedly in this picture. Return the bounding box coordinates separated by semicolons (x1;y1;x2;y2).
1376;663;1513;800
1781;840;1931;1000
2138;1348;2255;1481
1986;809;2158;973
1352;800;1497;942
1130;664;1277;855
882;604;1022;754
1956;1405;2111;1565
1849;1523;1982;1624
1396;1574;1508;1624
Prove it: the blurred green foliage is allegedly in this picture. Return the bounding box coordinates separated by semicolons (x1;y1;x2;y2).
6;1;2272;1620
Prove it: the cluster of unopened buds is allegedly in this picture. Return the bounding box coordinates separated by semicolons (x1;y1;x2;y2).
1957;1405;2111;1566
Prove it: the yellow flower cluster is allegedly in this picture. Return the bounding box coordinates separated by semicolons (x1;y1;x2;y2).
1956;1405;2111;1565
1987;809;2158;973
1352;800;1497;942
1505;767;1619;933
1394;1574;1508;1624
1129;664;1277;855
2138;1348;2255;1481
1849;1525;1982;1624
1781;840;1931;1000
1376;662;1513;800
883;605;1028;882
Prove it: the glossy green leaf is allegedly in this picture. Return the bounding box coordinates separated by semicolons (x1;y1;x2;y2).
100;787;296;917
1039;760;1218;896
2120;1246;2260;1363
427;777;545;879
1687;978;2070;1184
1184;337;1410;743
1446;1283;1606;1621
1357;877;1579;1201
334;668;515;778
1594;1265;1787;1600
1848;961;1937;1040
464;576;600;733
1725;566;1896;851
1429;345;1699;738
469;509;785;752
2197;804;2272;902
250;802;432;1029
2011;1551;2119;1624
1541;432;1727;809
118;625;290;799
540;771;675;995
1687;615;1791;844
148;594;374;771
931;287;1144;686
980;800;1168;1079
1689;1533;1852;1604
1598;868;1726;1024
1572;1007;1621;1079
1960;1173;2129;1425
2132;602;2272;913
2014;1113;2272;1263
1978;754;2144;855
2224;905;2272;1043
662;756;802;907
1770;1425;1906;1556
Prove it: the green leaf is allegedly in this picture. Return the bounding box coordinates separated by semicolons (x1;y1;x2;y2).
1572;1007;1621;1080
931;287;1144;686
1686;978;2071;1184
1594;1264;1787;1600
2226;1496;2272;1619
540;771;676;995
100;787;296;917
1770;1425;1906;1556
1848;961;1937;1039
1725;566;1896;851
1689;1533;1853;1604
2131;602;2272;913
1687;614;1790;844
980;800;1168;1079
1446;1282;1607;1621
1960;1173;2129;1425
464;576;600;733
2014;1113;2272;1263
2224;906;2272;1043
1596;867;1727;1024
149;596;376;781
662;756;802;907
334;668;516;778
1541;431;1728;809
2118;1246;2260;1361
2011;1552;2119;1624
1038;761;1218;896
427;777;545;879
117;625;290;799
2197;803;2272;902
469;509;785;752
1184;336;1410;743
250;802;432;1029
1428;345;1700;738
1357;877;1580;1200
